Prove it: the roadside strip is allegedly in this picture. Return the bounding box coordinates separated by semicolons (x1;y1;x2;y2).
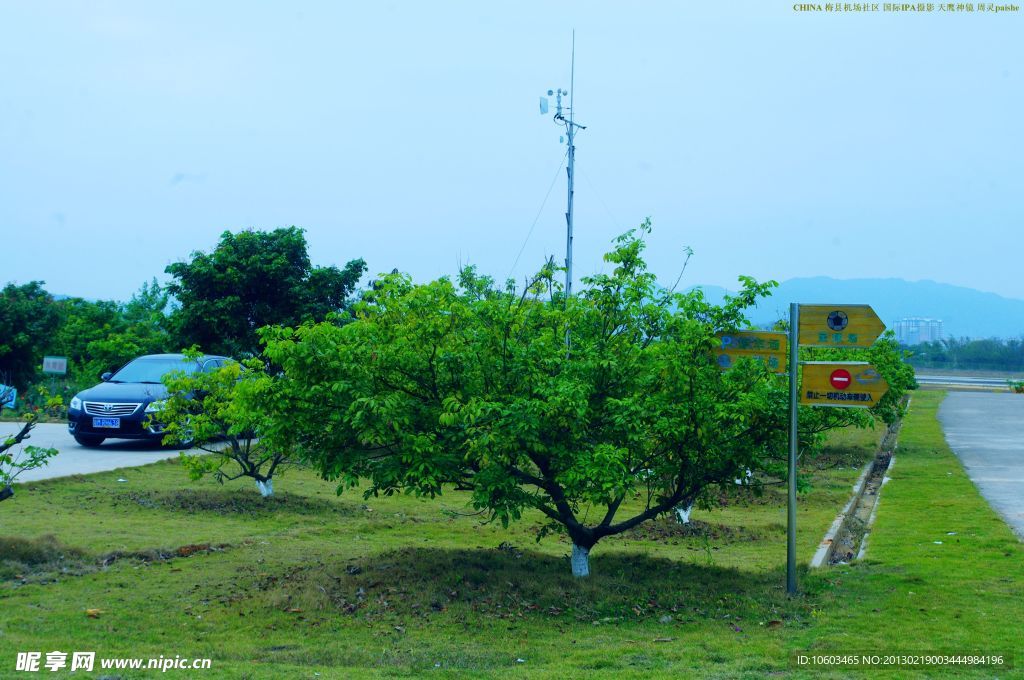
809;398;908;568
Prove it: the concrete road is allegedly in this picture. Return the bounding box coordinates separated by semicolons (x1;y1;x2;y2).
938;392;1024;539
2;422;182;483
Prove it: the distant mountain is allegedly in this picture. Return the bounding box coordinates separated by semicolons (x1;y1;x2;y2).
687;278;1024;340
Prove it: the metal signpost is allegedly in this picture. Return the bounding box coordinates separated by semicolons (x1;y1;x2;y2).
715;331;788;373
787;305;801;594
787;305;887;595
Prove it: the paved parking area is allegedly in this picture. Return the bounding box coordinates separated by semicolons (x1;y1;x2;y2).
938;392;1024;539
2;422;181;483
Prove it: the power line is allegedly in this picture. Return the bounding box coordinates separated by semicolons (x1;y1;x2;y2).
506;149;568;282
579;166;622;233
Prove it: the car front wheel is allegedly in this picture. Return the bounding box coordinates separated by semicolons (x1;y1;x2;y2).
162;417;195;449
74;434;105;447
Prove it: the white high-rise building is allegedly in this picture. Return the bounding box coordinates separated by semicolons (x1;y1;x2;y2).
894;317;944;345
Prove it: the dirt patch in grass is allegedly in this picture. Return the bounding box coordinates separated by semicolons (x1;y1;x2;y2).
98;542;231;567
241;546;810;629
1;534;232;585
701;486;780;508
109;488;356;517
622;518;775;544
811;443;875;471
0;534;92;581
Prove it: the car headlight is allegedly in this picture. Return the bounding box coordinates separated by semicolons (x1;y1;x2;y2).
145;400;166;413
70;396;82;411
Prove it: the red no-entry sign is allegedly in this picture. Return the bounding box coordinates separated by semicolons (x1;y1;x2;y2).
829;369;852;390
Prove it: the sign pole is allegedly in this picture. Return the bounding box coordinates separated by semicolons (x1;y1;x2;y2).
787;303;800;595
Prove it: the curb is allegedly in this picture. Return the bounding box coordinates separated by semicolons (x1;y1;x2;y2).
809;460;874;568
811;396;911;567
856;454;896;560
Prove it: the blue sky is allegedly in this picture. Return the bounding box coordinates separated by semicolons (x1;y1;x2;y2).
1;1;1021;301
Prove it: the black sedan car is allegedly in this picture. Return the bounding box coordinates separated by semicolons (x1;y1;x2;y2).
67;353;229;447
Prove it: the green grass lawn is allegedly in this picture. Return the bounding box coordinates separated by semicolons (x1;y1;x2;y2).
0;391;1020;678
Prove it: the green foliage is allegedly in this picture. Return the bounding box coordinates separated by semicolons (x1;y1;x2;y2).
1;388;60;502
907;336;1024;372
4;279;175;417
51;279;173;387
0;279;174;415
156;352;298;495
83;279;172;370
165;227;366;357
0;394;1019;676
261;222;794;568
0;281;61;390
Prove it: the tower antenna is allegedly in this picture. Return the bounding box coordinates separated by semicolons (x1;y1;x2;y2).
538;31;586;350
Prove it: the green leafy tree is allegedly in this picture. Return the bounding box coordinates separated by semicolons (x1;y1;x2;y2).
51;298;122;366
46;280;173;404
76;280;172;374
0;282;61;390
1;386;60;503
165;227;366;357
907;336;1024;372
261;223;801;576
157;353;298;497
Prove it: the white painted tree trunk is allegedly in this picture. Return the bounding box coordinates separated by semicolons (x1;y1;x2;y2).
675;503;693;524
256;479;274;497
571;544;590;577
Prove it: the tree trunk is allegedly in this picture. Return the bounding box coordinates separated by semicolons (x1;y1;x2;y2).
675;502;693;524
571;543;590;577
256;479;274;497
0;485;13;502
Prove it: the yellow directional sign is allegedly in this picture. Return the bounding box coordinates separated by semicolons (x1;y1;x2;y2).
715;331;787;373
800;361;890;408
797;305;886;348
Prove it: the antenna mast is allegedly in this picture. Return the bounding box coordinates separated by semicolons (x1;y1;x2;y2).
540;34;586;300
539;32;586;347
564;32;577;300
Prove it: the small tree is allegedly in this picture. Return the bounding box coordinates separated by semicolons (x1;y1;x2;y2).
157;355;297;497
1;385;59;503
262;224;802;576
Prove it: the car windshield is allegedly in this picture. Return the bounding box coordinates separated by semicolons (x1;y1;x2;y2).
109;357;200;383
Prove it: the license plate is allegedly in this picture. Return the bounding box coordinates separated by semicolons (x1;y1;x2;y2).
93;417;120;428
